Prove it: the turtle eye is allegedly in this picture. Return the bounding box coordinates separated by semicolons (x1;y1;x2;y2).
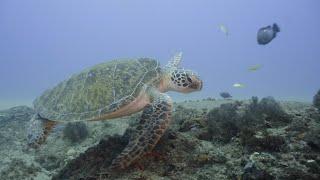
186;75;192;83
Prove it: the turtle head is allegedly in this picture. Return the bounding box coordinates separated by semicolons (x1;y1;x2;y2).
161;52;203;93
167;68;203;93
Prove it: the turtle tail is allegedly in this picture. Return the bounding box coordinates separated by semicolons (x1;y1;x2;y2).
27;114;58;148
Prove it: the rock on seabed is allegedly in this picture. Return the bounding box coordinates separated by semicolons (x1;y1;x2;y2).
0;99;319;180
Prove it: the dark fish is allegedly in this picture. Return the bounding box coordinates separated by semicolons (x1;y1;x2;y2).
220;92;232;99
257;23;280;45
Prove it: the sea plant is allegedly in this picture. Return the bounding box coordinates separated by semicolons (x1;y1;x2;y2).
207;96;290;144
207;102;241;143
258;96;288;121
241;96;290;128
63;122;89;143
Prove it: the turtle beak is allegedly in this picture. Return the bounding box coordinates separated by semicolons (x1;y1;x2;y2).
189;78;203;91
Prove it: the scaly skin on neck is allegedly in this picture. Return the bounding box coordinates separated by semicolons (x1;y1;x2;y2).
158;74;171;93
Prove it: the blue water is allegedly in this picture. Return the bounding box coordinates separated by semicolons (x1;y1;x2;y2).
0;0;319;109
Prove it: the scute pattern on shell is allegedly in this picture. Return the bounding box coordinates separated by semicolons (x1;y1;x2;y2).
33;58;160;121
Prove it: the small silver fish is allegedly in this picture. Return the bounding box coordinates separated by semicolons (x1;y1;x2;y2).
218;24;229;36
233;83;245;88
248;64;263;72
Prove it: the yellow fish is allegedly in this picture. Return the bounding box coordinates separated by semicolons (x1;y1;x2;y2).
233;83;245;88
248;64;262;72
218;24;229;36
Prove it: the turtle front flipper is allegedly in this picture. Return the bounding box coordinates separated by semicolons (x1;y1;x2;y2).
110;93;172;170
27;114;58;148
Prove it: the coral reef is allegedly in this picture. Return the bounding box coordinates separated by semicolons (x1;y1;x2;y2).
0;158;41;179
304;124;320;151
242;161;274;180
241;96;291;128
241;131;286;152
206;96;291;144
313;89;320;110
35;154;62;171
1;99;320;179
172;105;208;139
63;122;89;143
52;133;129;179
207;102;241;143
258;96;291;124
0;106;34;123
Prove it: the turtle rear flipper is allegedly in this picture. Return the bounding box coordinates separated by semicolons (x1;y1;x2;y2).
27;114;58;148
110;93;172;170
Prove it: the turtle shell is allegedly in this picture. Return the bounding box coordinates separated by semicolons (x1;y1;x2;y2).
33;58;161;121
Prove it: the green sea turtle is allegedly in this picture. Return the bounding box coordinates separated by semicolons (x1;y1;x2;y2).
27;52;203;169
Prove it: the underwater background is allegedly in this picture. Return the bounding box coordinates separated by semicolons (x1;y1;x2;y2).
1;0;320;180
1;0;319;109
